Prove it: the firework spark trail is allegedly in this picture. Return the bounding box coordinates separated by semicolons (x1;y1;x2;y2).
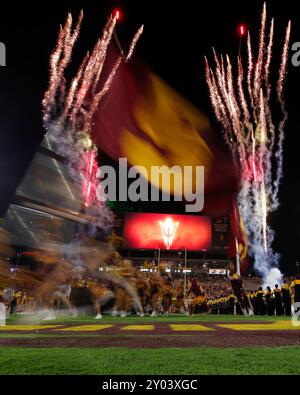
209;51;243;154
43;11;143;236
206;3;290;286
264;18;274;99
43;12;83;124
254;2;267;105
237;57;250;124
205;59;232;145
259;89;268;254
278;21;291;105
125;25;144;61
91;18;119;93
70;16;117;124
64;52;89;120
205;61;224;125
247;33;255;116
274;21;292;208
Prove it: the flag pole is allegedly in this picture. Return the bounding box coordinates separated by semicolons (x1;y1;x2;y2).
113;30;125;59
235;236;241;276
233;200;241;276
184;248;187;295
111;11;126;60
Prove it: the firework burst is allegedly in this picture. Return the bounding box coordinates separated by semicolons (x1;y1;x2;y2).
42;11;143;235
205;3;291;286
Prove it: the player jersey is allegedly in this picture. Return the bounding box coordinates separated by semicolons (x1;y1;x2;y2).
273;288;282;300
281;284;291;298
290;280;300;302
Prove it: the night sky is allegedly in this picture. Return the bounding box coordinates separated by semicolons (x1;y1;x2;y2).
0;0;299;273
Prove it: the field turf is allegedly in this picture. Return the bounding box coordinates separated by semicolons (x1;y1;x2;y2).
0;314;299;375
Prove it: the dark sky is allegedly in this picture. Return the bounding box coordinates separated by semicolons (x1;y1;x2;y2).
0;0;299;273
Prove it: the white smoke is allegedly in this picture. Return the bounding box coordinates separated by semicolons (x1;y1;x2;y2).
262;267;283;290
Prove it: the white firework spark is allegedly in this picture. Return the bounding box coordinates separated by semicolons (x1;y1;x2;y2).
206;3;291;285
42;11;143;235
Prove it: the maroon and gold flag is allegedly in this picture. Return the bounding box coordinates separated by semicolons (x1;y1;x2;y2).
92;47;238;216
229;200;249;274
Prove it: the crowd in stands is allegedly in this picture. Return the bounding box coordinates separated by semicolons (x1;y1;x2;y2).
1;259;300;317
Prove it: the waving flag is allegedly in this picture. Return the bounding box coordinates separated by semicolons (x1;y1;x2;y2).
92;46;238;216
229;200;249;273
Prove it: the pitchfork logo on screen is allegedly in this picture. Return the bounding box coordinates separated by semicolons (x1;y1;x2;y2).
0;42;6;67
159;217;180;250
123;213;212;251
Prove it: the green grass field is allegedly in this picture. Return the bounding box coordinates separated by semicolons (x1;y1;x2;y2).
1;346;300;375
5;312;293;324
1;314;299;375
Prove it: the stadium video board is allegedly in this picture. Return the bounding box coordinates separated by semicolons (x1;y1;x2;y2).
123;213;212;251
